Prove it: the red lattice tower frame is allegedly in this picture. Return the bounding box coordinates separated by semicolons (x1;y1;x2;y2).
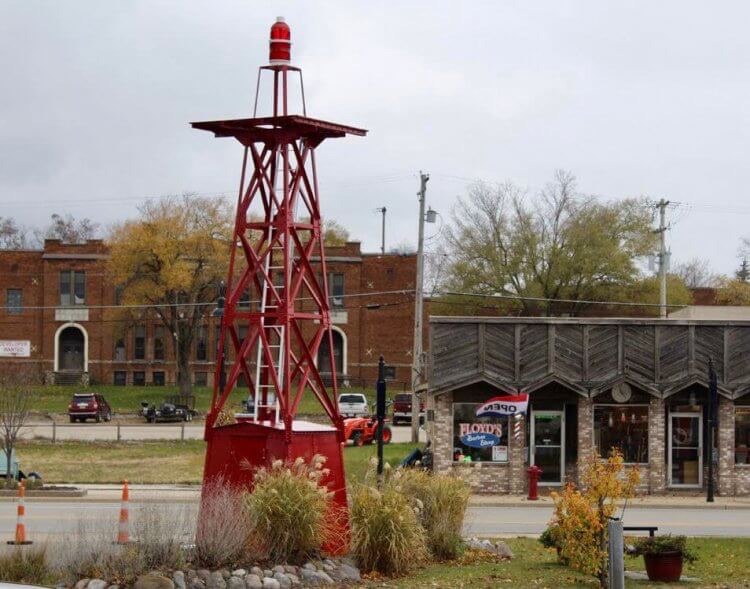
192;19;365;546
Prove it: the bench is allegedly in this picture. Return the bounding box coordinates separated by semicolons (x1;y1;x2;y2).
623;526;658;537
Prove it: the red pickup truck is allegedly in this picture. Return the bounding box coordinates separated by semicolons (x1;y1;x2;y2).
392;393;425;425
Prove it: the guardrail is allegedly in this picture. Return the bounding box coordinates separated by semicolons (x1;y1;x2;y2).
22;422;204;443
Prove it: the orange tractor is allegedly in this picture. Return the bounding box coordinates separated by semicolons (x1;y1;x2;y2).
343;416;392;446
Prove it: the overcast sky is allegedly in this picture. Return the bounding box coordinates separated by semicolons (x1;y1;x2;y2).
2;1;749;275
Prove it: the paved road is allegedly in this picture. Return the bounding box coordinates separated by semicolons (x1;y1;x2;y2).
21;422;425;444
3;501;749;542
464;505;750;538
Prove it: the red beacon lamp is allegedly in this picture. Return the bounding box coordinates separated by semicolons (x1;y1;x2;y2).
192;18;366;552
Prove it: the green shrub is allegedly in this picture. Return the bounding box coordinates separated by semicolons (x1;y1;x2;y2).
397;469;470;560
350;482;428;575
0;546;50;584
244;455;334;563
632;535;697;563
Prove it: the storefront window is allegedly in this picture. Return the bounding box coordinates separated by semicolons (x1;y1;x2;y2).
593;405;649;464
452;403;509;463
736;408;750;465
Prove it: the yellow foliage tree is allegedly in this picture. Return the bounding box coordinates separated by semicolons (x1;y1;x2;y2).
549;450;640;587
107;194;233;394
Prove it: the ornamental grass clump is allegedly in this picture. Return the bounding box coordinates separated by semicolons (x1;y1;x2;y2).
397;468;471;560
0;546;50;585
243;455;335;563
350;481;428;575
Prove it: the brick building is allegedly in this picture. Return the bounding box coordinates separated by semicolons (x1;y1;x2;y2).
0;240;417;390
428;317;750;496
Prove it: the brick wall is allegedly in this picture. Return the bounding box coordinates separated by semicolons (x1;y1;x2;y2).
577;398;594;485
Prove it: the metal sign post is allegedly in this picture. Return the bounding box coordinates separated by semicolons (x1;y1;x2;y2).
376;355;386;483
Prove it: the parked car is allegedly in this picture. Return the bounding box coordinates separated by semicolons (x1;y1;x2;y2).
337;393;369;418
67;392;112;423
392;392;425;425
141;398;193;423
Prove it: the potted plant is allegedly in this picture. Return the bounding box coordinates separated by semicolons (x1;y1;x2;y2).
632;535;697;582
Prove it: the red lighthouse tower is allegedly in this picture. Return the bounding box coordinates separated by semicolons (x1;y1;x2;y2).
193;18;366;543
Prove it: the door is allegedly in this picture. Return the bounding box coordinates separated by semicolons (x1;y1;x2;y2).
531;410;565;485
59;326;84;371
669;411;702;488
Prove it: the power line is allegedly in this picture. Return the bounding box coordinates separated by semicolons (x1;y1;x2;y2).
437;290;687;310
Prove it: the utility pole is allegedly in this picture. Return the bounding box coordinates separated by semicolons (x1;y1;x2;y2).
411;171;429;444
375;207;387;254
656;199;670;318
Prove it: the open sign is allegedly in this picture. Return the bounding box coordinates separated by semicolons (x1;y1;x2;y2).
476;393;528;417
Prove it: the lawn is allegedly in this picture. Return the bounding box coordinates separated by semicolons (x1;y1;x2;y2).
28;384;403;417
372;537;750;588
15;439;417;485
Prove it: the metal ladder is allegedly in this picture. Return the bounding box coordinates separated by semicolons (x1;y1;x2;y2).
253;224;285;423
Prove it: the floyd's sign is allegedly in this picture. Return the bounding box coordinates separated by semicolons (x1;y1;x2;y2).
476;393;529;417
458;422;504;448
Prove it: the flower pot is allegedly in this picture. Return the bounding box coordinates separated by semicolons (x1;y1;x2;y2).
643;551;684;582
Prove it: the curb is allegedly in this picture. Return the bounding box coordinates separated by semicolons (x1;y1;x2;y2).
0;489;88;498
467;499;750;510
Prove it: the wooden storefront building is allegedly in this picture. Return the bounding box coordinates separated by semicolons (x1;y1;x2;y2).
427;317;750;495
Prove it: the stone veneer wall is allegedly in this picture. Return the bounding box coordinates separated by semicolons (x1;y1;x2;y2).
577;398;594;485
648;397;666;493
431;388;749;496
431;391;524;494
718;396;735;495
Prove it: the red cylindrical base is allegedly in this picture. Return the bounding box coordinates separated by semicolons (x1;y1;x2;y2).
201;419;349;555
527;466;542;501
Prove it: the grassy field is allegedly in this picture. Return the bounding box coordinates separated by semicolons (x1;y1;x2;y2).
15;439;417;484
372;537;750;588
28;384;404;417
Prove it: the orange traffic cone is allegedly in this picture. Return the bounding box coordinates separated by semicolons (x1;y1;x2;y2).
7;481;32;545
116;479;130;544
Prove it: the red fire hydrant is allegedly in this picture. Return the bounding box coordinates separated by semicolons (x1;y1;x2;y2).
527;465;543;501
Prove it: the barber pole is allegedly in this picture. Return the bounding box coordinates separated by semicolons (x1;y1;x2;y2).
514;413;523;440
116;479;130;544
7;482;32;545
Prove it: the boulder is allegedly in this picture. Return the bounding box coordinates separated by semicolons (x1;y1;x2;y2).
272;572;291;589
197;570;212;583
75;579;90;589
315;572;334;586
206;572;227;589
88;580;107;589
299;570;319;586
286;574;300;587
261;578;280;589
227;577;245;589
493;540;514;559
133;575;175;589
283;566;297;575
338;564;360;582
220;571;231;581
189;581;206;589
250;567;264;578
173;571;186;589
244;574;263;589
231;570;246;578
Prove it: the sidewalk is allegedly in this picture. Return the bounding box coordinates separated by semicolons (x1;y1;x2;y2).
17;484;750;508
469;493;750;509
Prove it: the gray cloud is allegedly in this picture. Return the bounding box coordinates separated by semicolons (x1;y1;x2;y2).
1;1;749;273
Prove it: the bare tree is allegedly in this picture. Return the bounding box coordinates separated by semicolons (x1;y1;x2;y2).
0;216;31;249
0;374;33;488
36;213;100;244
673;258;722;289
